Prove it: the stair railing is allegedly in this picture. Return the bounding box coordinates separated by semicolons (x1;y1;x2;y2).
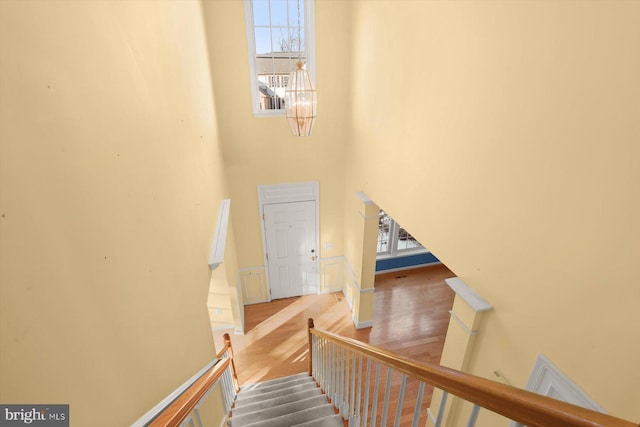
307;318;638;427
134;333;239;427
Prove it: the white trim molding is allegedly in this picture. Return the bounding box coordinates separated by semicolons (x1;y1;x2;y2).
258;181;319;205
353;319;373;329
426;408;437;424
209;199;231;270
511;354;605;427
448;310;479;335
445;277;492;312
355;191;374;204
320;256;344;294
212;323;236;331
239;265;268;306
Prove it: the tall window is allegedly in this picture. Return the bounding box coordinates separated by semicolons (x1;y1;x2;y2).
245;0;316;115
377;210;424;256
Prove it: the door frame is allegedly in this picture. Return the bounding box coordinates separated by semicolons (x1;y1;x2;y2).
257;181;320;301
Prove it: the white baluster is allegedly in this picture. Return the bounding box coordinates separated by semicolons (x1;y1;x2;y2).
219;370;228;413
394;374;407;427
352;354;363;427
465;404;481;427
435;391;449;427
334;344;340;411
370;362;381;426
411;382;426;427
350;351;356;419
193;408;202;427
344;348;350;416
339;346;346;418
381;367;393;426
362;358;372;427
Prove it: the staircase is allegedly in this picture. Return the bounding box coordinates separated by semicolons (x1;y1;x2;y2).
139;326;639;427
229;373;343;427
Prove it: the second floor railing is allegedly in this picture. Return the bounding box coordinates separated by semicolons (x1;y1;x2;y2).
307;318;638;427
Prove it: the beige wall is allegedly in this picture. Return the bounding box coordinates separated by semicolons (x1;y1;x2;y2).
202;0;351;275
345;0;640;422
3;0;638;424
0;1;233;425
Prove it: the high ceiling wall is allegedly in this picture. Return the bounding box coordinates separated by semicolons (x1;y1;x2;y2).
344;0;640;422
0;1;231;425
202;0;352;269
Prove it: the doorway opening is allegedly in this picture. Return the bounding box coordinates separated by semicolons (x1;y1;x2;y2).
258;182;320;301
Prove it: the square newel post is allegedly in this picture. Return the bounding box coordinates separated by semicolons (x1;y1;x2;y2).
350;192;378;329
427;278;493;427
307;318;315;376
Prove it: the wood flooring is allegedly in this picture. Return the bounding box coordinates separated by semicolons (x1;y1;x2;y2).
213;264;456;426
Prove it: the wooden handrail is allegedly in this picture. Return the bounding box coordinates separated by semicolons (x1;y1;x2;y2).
148;358;230;427
148;334;239;427
308;318;639;427
217;333;239;392
215;332;232;359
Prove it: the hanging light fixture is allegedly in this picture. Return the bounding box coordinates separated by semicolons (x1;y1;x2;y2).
284;0;317;136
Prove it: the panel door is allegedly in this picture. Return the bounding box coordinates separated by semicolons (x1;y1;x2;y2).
264;201;318;299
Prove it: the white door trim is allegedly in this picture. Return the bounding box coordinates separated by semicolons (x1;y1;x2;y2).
510;354;605;427
258;182;320;301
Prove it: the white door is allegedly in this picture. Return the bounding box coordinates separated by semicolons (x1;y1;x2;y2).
264;201;318;299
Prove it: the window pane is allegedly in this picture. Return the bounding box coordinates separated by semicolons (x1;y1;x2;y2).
397;225;422;251
377;210;391;253
270;0;288;26
288;0;304;27
272;28;292;53
247;0;314;114
252;0;270;26
254;27;272;54
289;28;304;55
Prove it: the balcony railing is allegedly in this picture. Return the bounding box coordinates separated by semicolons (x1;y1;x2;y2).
308;318;638;427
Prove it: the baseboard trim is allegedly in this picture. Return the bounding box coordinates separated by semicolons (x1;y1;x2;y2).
354;319;373;329
321;287;343;294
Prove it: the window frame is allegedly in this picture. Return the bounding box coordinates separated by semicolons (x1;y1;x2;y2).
244;0;316;116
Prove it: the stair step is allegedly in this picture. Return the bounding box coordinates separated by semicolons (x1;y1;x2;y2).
240;404;338;427
234;381;318;406
240;373;309;390
293;414;344;427
229;395;329;426
237;377;314;400
232;388;322;417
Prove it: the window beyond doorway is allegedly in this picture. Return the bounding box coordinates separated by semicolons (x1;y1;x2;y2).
377;210;424;256
244;0;316;115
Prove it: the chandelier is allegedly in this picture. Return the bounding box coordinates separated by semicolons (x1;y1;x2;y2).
284;0;317;136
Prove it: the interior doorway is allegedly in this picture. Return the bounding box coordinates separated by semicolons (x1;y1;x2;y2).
263;200;317;299
258;182;320;300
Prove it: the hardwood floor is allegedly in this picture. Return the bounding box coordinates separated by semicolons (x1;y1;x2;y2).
213;264;456;426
